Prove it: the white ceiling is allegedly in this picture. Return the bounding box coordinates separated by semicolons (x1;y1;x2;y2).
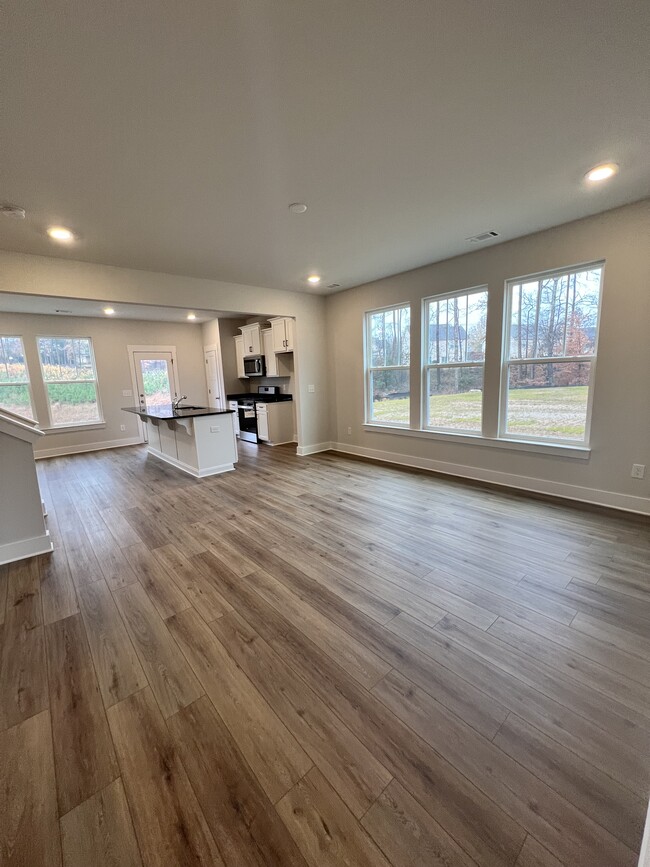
0;292;246;323
1;0;649;295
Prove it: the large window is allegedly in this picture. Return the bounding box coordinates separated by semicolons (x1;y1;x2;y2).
37;337;102;426
501;263;602;443
423;287;488;433
366;305;411;425
0;336;35;420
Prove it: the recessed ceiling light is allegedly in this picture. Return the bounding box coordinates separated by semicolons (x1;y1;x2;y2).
187;312;197;321
47;225;76;242
288;203;308;214
307;274;321;284
585;163;619;182
103;307;115;315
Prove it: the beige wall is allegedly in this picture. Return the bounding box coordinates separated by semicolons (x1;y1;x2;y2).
0;311;208;456
0;254;330;450
326;199;650;512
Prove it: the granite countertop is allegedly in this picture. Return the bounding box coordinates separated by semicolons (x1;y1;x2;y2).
122;405;234;420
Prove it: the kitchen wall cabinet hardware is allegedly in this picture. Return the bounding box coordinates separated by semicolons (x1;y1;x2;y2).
262;328;279;376
269;317;294;353
239;323;262;356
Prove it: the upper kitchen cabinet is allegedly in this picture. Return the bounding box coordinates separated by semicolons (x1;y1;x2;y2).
269;317;294;353
234;335;248;379
262;328;279;376
240;323;262;356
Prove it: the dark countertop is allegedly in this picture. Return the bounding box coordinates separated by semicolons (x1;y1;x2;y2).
122;405;234;420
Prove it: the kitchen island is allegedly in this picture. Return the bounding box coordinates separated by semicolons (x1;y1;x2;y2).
122;405;238;477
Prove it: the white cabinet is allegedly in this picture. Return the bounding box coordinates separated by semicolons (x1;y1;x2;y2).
269;317;294;353
228;400;240;436
240;323;262;357
256;401;294;445
262;328;279;377
234;335;247;379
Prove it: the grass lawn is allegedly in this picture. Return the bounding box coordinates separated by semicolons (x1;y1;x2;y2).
372;385;588;439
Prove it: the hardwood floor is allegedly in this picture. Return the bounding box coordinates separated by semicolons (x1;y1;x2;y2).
1;442;649;866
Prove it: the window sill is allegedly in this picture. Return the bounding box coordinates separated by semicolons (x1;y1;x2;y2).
41;421;106;434
362;423;591;459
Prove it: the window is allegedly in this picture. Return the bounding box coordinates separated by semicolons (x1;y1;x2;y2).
366;305;410;425
501;263;603;443
37;336;102;426
0;336;35;420
423;287;488;432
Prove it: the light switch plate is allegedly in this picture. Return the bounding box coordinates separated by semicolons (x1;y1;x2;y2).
122;389;133;397
308;384;315;393
210;425;220;433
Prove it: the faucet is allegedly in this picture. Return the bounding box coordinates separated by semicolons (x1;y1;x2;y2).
172;395;188;411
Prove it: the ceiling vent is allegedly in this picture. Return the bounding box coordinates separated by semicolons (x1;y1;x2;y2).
466;230;499;244
327;283;341;289
55;308;73;314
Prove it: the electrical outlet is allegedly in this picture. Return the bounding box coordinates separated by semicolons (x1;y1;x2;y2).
308;384;315;393
120;424;126;432
122;389;132;397
631;464;646;480
347;426;352;435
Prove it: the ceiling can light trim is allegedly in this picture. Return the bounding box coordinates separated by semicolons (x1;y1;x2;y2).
103;307;115;315
186;312;197;320
0;204;26;219
307;274;321;284
47;225;76;242
288;202;308;214
585;162;619;182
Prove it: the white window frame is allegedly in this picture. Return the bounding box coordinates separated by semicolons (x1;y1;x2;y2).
37;335;104;428
421;285;488;435
499;261;604;447
0;334;37;422
364;303;411;427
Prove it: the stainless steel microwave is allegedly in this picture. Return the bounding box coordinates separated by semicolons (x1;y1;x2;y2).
243;355;266;377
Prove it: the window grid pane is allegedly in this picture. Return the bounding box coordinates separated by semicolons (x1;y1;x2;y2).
509;268;601;361
426;365;483;432
426;290;487;365
0;336;35;420
505;360;591;441
0;336;30;383
369;307;410;368
38;337;96;381
366;305;411;425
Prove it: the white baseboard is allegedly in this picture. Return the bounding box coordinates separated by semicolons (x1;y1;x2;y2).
35;436;142;459
147;445;235;478
331;442;650;516
0;531;53;565
639;800;650;867
297;441;333;456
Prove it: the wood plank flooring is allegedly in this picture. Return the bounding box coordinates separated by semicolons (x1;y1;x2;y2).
1;442;649;866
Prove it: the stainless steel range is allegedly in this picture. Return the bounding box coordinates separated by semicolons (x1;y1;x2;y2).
230;385;292;443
